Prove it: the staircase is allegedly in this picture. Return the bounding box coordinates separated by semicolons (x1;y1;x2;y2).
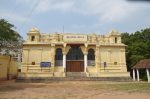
16;76;132;82
66;72;87;77
16;72;133;82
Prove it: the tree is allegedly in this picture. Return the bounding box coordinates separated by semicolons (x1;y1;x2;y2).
121;28;150;79
0;19;22;41
0;19;23;56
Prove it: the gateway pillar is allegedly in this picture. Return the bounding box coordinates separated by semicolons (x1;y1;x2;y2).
63;44;70;72
136;69;140;81
63;53;66;71
132;69;136;81
146;69;150;83
80;44;88;72
84;54;87;72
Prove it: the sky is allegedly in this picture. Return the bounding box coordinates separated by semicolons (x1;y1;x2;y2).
0;0;150;39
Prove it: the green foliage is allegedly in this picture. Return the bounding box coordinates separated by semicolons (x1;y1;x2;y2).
0;19;22;41
121;28;150;72
0;19;23;56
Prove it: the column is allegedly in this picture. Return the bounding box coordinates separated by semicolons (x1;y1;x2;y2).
63;54;66;72
21;49;29;72
51;44;55;72
80;44;88;72
146;69;150;83
96;45;100;74
63;45;70;72
84;54;87;72
136;69;140;81
17;53;21;62
133;69;136;81
27;49;30;72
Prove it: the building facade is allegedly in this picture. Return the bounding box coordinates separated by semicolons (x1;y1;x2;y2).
19;28;130;77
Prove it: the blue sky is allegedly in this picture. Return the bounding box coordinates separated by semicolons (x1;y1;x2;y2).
0;0;150;39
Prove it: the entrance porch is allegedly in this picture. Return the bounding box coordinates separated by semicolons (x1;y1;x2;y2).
55;44;91;73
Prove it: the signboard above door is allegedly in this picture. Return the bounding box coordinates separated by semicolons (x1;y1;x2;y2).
63;34;87;42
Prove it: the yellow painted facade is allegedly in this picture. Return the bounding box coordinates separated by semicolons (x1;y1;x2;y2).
19;28;130;78
0;55;18;80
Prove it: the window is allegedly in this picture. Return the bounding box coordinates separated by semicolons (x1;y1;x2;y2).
55;48;63;66
114;62;117;65
66;46;84;60
55;48;63;60
88;48;95;60
87;48;95;66
31;36;35;41
115;37;117;43
32;62;35;65
104;62;107;67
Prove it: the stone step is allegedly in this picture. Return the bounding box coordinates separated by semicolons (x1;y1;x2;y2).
66;72;87;77
16;77;133;83
27;69;51;72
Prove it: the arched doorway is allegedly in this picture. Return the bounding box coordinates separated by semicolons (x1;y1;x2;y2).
55;48;63;66
87;48;95;66
66;45;84;72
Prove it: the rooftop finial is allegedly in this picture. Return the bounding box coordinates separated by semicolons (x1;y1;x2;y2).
28;27;40;34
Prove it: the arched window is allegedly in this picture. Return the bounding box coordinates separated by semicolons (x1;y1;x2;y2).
55;48;63;66
88;48;95;60
31;36;35;41
67;46;84;60
115;37;117;43
87;48;95;66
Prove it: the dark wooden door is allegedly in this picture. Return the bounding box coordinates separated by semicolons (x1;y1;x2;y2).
66;61;84;72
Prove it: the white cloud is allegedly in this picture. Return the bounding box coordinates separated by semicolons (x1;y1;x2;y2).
13;0;150;23
64;0;150;23
71;24;86;29
98;1;140;22
15;0;35;4
15;0;74;13
2;0;150;35
0;12;29;23
74;0;140;22
34;0;74;13
35;0;50;13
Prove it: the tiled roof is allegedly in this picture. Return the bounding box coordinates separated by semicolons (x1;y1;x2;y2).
133;59;150;69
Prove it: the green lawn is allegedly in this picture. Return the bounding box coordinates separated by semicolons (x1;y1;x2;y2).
90;82;150;92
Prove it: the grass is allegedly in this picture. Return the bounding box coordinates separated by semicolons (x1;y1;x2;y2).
90;82;150;92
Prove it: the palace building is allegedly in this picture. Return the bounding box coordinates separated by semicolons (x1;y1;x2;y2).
19;28;130;78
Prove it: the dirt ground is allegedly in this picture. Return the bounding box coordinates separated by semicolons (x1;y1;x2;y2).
0;80;150;99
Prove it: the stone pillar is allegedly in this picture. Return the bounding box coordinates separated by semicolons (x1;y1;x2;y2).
51;44;55;72
18;53;21;62
40;48;43;62
22;49;29;72
96;45;100;73
133;69;136;81
84;53;87;72
136;69;140;81
63;52;66;72
120;49;127;72
80;44;88;72
27;49;30;72
63;44;70;72
146;69;150;83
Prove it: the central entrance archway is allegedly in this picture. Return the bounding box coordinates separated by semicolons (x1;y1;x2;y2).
66;45;84;72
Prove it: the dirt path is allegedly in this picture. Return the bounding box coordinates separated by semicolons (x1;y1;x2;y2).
0;81;150;99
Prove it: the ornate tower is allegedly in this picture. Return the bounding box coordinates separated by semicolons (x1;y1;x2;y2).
108;29;121;44
27;28;41;42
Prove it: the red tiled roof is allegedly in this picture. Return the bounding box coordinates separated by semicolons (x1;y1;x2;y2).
133;59;150;69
